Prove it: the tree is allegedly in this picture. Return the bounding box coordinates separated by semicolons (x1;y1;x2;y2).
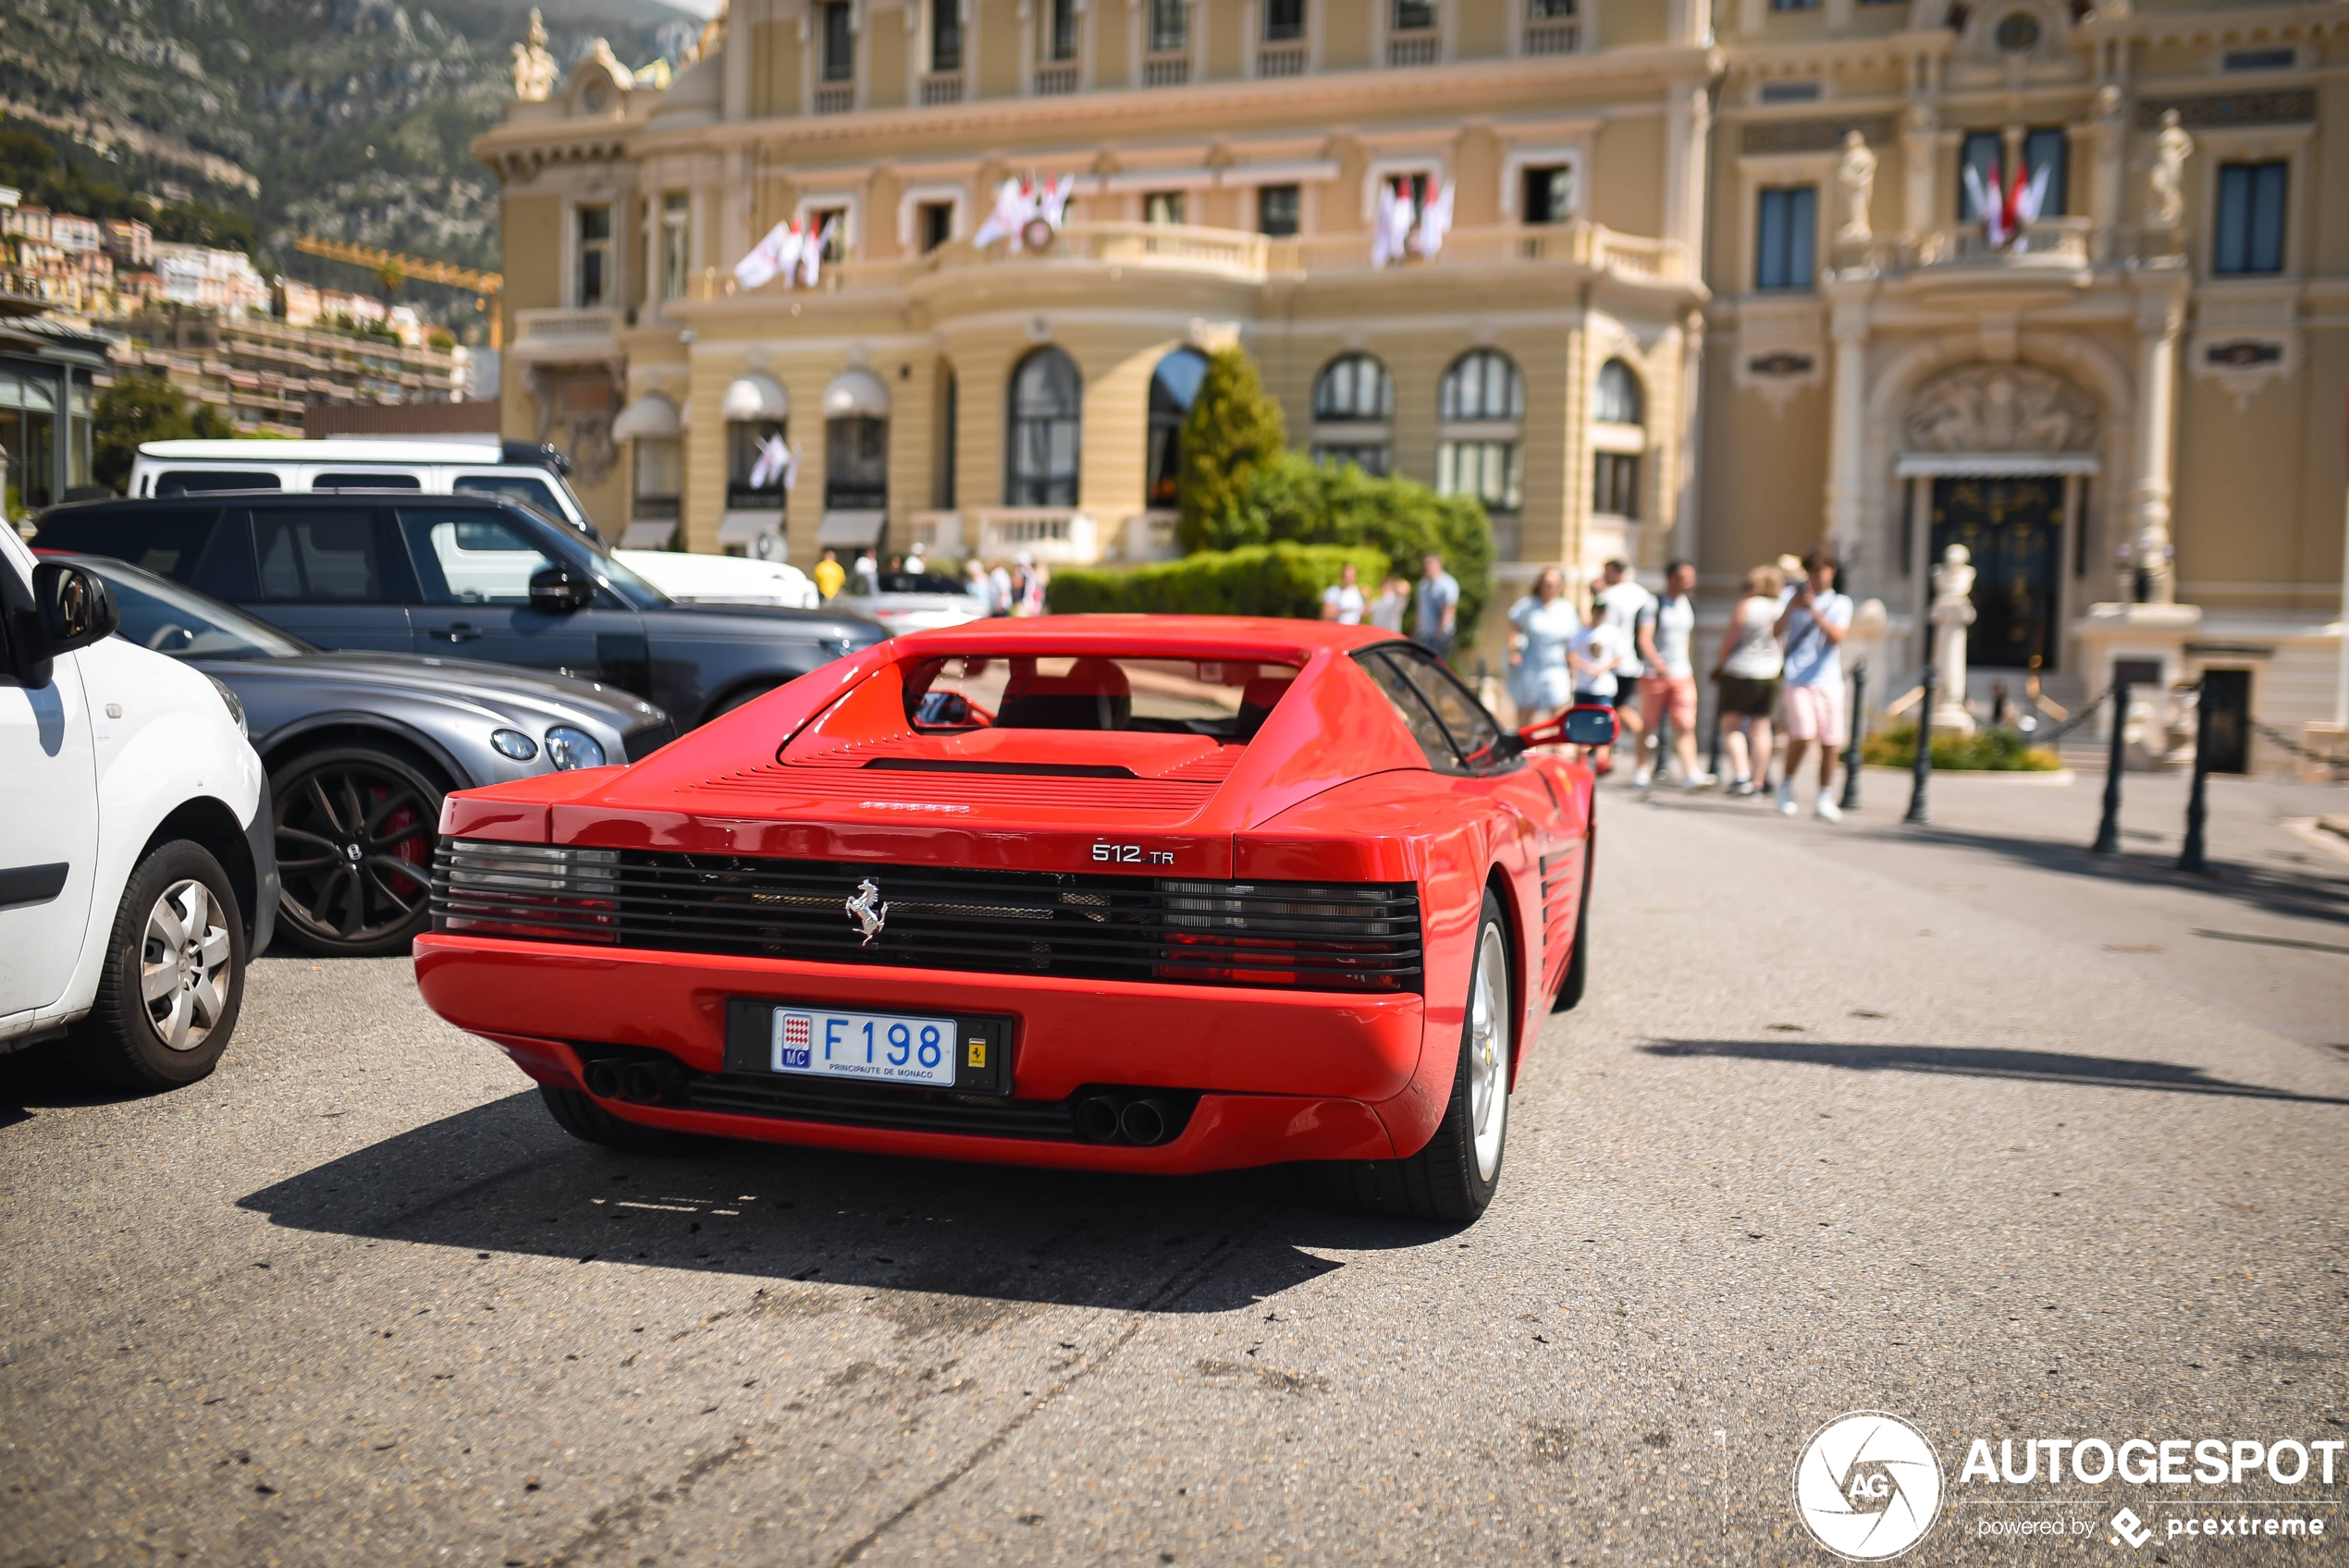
1174;346;1286;553
93;370;231;492
1241;453;1497;647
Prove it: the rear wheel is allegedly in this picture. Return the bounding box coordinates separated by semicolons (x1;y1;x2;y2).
1323;891;1511;1224
78;840;247;1089
539;1085;708;1156
272;746;443;958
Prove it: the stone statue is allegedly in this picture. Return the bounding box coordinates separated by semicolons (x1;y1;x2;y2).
2145;107;2192;230
1836;129;1876;244
510;8;558;102
1929;544;1978;735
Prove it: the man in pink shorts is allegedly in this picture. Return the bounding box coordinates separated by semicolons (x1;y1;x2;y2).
1774;547;1852;819
1634;560;1714;790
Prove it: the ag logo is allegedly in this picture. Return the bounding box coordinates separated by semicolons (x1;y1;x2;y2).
1792;1412;1944;1561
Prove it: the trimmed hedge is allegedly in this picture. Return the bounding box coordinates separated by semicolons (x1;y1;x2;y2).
1861;722;2061;772
1045;542;1390;620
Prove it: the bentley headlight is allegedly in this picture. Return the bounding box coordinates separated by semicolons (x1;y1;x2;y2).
205;675;247;738
490;728;538;761
544;725;606;770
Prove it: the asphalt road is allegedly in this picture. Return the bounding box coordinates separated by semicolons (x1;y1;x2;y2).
4;774;2345;1567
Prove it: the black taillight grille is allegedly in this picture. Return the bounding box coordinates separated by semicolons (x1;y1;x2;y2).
430;840;1421;992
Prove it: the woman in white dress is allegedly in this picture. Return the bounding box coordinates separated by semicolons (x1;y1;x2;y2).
1507;568;1579;725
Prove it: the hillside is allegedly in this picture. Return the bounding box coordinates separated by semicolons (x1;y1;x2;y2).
0;0;699;331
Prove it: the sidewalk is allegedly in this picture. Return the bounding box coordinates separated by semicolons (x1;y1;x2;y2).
1614;762;2349;1050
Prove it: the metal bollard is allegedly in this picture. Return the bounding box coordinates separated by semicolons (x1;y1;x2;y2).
2092;680;2130;853
2179;684;2211;873
1904;659;1934;824
1839;658;1866;812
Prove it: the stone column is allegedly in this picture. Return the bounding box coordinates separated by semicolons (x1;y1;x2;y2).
1900;94;1938;240
1822;279;1874;565
2125;272;2188;604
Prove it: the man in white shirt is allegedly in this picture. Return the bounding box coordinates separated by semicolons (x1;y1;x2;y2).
1634;560;1713;790
1321;561;1368;625
1594;559;1652;765
1775;547;1854;820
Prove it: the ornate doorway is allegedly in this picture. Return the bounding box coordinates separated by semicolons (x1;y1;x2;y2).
1928;476;2062;670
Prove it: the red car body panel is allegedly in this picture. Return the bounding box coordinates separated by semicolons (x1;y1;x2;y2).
412;616;1596;1172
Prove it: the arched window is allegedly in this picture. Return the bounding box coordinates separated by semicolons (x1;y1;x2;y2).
1436;349;1524;513
1594;358;1642;425
1006;346;1082;507
1591;358;1645;521
1310;352;1393;475
1145;347;1207;508
1438;349;1524;423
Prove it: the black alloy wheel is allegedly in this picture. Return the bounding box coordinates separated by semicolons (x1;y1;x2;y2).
273;746;446;958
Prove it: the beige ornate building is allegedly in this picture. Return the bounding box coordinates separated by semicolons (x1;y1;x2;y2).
477;0;2349;764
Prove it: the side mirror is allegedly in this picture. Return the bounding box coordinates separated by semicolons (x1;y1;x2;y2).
1510;703;1619;753
915;690;972;727
528;566;596;615
34;562;120;655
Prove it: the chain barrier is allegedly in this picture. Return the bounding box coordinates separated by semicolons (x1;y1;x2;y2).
2250;718;2349;775
2023;685;2114;748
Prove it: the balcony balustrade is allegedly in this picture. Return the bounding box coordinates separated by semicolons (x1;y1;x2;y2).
1035;63;1078;94
1524;19;1578;55
1257;43;1307;77
919;73;964;104
1388;34;1439;66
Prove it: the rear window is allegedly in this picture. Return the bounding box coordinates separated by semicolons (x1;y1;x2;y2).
311;472;423;492
34;506;220;580
904;655;1297;740
156;471;279;496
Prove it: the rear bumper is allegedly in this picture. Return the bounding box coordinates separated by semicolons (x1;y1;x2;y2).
413;934;1429;1171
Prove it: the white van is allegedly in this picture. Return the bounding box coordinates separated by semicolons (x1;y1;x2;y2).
127;438;601;541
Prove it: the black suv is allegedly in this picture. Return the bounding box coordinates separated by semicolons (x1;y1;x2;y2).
35;494;885;726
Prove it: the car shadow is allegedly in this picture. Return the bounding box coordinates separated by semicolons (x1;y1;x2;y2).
0;1036;166;1126
1641;1038;2349;1106
235;1092;1452;1311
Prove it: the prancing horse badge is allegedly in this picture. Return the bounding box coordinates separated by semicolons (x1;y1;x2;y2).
846;878;889;946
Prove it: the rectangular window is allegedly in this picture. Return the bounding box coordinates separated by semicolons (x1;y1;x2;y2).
919;201;955;252
1521;165;1572;224
1526;0;1572;16
1753;185;1815;290
1771;0;1819;9
1436;440;1522;513
2213;161;2287;276
821;1;855;80
1592;451;1640;519
252;508;390;603
575;204;610;307
1257;185;1299;238
2222;46;2295;71
2023;128;2068;217
1265;0;1303;40
1046;0;1077;58
1144;191;1187;227
1150;0;1188;52
1958;131;2002;220
808;207;849;262
930;0;962;70
1393;0;1434;29
397;509;560;606
1758;81;1820;104
660;192;689;300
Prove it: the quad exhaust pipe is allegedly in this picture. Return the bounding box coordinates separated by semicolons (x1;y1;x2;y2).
1072;1090;1183;1147
583;1055;688;1106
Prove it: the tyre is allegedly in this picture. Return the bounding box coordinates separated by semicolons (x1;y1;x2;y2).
1553;840;1593;1013
1323;889;1512;1224
79;840;247;1089
272;746;444;958
539;1084;709;1156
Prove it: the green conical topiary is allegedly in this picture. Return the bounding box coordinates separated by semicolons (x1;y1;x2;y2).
1174;345;1287;553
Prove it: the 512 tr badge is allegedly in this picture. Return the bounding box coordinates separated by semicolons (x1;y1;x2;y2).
1091;842;1175;865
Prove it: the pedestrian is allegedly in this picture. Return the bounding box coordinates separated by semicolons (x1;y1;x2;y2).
1322;561;1368;625
1774;546;1854;819
904;542;927;575
965;556;992;611
1594;559;1652;765
1709;564;1783;798
1507;568;1577;725
1413;552;1458;657
1368;573;1411;632
1634;560;1713;790
852;546;879;594
814;545;845;602
988;557;1014;616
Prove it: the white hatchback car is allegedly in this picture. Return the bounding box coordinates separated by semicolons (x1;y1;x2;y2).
613;549;820;609
1;527;276;1087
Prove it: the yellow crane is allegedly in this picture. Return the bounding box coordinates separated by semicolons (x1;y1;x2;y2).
292;237;506;349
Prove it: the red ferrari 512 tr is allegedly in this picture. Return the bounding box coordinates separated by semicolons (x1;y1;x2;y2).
414;617;1615;1221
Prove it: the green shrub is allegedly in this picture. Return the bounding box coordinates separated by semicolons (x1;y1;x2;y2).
92;369;232;491
1174;347;1286;554
1046;543;1389;620
1240;453;1495;646
1862;722;2061;772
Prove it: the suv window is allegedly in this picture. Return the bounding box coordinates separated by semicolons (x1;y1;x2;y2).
1357;648;1460;769
252;508;393;602
452;472;567;524
34;506;220;579
312;472;423;492
1385;643;1506;765
155;471;280;496
397;508;560;604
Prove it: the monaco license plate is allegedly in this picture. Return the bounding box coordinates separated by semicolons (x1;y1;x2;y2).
768;1006;957;1087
